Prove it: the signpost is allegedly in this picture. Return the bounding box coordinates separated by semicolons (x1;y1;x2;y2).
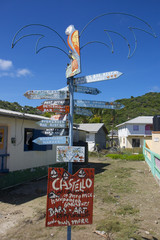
74;99;124;109
43;99;70;106
37;104;70;113
73;71;123;85
33;136;69;145
73;85;101;95
24;90;69;99
56;146;85;162
46;168;94;227
36;119;69;128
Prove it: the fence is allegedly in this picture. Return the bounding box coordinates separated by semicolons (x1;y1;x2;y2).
143;141;160;185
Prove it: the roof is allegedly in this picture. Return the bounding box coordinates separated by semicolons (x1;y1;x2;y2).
0;108;48;121
73;123;108;134
116;116;153;128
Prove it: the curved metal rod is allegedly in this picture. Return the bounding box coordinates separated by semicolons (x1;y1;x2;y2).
11;33;44;48
104;31;114;53
128;27;137;58
36;45;70;58
129;27;157;38
12;23;69;50
104;29;131;58
80;12;157;38
80;41;110;50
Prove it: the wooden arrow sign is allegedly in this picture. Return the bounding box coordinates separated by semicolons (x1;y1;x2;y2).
24;90;69;100
73;71;123;85
74;99;124;109
73;85;101;95
36;119;69;128
33;136;69;145
37;105;70;113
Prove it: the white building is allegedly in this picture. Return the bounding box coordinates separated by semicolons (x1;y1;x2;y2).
117;116;153;148
73;123;108;151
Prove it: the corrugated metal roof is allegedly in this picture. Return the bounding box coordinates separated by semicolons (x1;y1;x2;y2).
0;108;48;121
73;123;107;133
116;116;153;127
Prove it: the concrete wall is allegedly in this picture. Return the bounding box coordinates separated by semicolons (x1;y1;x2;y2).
146;132;160;155
0;116;57;172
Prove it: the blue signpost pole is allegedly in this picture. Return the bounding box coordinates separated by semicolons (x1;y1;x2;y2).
67;76;74;240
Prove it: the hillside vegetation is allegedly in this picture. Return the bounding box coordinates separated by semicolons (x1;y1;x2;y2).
0;92;160;130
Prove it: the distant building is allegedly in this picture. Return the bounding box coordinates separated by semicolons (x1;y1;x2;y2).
73;123;108;151
116;116;153;148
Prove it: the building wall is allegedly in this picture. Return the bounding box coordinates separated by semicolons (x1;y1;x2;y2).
146;132;160;155
95;128;106;149
0;116;57;172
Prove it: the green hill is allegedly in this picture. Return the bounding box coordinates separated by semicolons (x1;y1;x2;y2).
0;92;160;130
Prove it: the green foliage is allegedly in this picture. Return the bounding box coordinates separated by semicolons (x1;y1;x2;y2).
106;153;145;161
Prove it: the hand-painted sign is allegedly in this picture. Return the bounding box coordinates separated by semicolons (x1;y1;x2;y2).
56;146;85;162
37;119;69;128
74;99;124;109
74;107;93;116
43;100;70;106
73;71;123;85
46;168;94;227
43;128;69;137
73;85;101;95
50;114;68;121
65;25;81;78
37;105;70;113
33;136;69;145
24;90;69;100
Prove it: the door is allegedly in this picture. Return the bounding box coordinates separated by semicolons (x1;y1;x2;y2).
0;126;8;170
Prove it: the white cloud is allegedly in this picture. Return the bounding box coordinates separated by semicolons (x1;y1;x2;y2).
16;68;32;77
150;86;160;92
0;59;13;70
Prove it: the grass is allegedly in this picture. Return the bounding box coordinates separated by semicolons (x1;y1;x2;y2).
106;153;145;161
116;204;139;216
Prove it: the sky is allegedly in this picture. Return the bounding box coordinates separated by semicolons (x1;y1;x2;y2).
0;0;160;108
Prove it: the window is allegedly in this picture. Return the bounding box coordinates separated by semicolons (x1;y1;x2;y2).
133;125;139;131
24;128;52;151
132;138;140;147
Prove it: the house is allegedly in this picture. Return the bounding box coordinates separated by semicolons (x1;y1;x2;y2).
116;116;153;149
0;108;62;189
108;129;118;147
73;123;108;151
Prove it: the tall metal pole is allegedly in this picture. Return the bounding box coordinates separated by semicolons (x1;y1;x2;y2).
67;76;74;240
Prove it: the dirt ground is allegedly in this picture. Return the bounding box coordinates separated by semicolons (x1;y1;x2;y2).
0;157;160;240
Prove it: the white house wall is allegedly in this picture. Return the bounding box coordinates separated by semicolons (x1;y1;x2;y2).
0;116;57;172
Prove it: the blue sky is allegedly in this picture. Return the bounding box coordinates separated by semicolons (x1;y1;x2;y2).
0;0;160;107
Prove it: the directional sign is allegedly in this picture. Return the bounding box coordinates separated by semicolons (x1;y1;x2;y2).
46;168;94;227
74;107;93;116
51;114;68;121
33;136;69;145
43;99;70;106
73;85;101;95
56;146;85;162
74;99;124;109
43;128;69;136
37;105;70;113
24;90;69;100
73;71;123;85
36;119;69;128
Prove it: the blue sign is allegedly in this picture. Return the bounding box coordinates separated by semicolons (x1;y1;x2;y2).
74;107;93;116
74;99;124;109
73;85;101;95
33;136;69;145
36;119;68;128
24;90;69;100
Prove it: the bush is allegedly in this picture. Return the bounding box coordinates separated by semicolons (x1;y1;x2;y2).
106;153;144;161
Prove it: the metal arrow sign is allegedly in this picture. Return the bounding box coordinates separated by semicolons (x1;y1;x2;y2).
24;90;69;99
33;136;69;145
42;100;70;105
74;99;124;109
73;71;123;85
36;119;69;128
73;85;101;95
37;104;70;113
74;107;93;116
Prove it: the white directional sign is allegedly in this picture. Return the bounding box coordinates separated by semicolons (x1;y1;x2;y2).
73;71;123;85
43;128;69;136
56;146;85;162
74;99;124;109
33;136;69;145
73;85;101;95
36;119;69;128
74;107;93;116
43;100;70;105
24;90;69;100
